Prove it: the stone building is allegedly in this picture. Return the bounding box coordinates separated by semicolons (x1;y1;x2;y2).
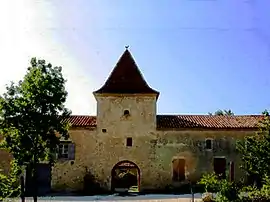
0;48;262;194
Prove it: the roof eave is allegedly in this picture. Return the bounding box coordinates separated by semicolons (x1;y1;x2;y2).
93;91;160;99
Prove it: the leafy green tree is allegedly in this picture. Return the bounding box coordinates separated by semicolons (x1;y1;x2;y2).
237;110;270;187
208;109;234;116
0;58;71;201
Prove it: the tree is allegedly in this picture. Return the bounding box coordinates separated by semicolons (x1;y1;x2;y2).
0;58;71;201
208;109;234;116
237;110;270;187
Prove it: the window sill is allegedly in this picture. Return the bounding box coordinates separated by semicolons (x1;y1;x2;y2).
57;158;70;162
205;149;213;151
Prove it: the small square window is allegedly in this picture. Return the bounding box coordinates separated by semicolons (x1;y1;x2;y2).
126;137;132;147
205;139;213;150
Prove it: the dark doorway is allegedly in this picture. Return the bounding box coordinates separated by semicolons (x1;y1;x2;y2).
214;157;226;179
25;163;51;196
111;160;140;192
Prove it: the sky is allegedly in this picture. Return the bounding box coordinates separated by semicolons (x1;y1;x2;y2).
0;0;270;115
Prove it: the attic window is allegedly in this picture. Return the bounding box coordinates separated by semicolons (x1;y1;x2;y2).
124;110;130;116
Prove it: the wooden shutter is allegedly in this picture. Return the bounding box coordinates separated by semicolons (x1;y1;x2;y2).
54;146;59;160
195;140;203;152
178;159;185;181
68;143;75;160
172;159;185;181
213;139;219;153
229;161;235;181
172;159;178;181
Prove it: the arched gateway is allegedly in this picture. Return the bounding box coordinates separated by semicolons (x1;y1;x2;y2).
111;160;140;192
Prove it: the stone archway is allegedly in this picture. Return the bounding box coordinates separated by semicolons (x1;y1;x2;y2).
111;160;140;192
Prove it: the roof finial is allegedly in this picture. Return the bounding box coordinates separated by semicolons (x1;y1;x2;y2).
125;45;129;49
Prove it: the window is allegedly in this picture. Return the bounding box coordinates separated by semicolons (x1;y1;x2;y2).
124;110;130;116
126;137;132;147
58;142;75;160
205;139;213;150
59;144;69;159
172;158;185;182
213;157;226;179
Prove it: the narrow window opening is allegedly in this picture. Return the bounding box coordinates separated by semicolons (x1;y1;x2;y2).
124;110;130;116
205;139;213;150
126;137;132;147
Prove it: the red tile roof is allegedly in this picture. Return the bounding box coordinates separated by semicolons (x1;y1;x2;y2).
93;49;159;96
156;115;263;129
62;115;96;127
64;115;263;129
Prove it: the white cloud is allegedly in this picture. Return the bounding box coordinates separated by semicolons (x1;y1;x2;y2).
0;0;98;115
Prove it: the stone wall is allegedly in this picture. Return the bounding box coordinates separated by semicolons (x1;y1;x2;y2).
51;127;256;192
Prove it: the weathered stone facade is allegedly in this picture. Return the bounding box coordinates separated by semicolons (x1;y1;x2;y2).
51;127;256;192
0;49;261;193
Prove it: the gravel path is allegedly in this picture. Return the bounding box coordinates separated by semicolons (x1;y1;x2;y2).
5;194;202;202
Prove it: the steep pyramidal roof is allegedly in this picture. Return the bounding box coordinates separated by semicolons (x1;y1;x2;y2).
94;49;159;96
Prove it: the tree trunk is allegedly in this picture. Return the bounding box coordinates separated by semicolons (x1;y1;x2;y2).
32;156;38;202
20;176;25;202
33;166;38;202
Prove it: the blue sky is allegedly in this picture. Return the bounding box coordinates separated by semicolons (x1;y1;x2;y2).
0;0;270;115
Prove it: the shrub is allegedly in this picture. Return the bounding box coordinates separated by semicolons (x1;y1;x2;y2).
198;173;219;193
241;176;270;202
198;173;240;202
216;180;240;202
0;162;21;200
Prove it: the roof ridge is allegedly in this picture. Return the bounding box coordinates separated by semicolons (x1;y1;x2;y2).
63;114;262;128
68;114;263;117
156;114;263;116
70;115;95;117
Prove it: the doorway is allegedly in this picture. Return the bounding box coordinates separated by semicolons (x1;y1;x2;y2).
111;160;140;192
213;157;226;179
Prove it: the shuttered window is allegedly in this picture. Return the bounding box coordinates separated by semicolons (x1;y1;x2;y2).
58;142;75;160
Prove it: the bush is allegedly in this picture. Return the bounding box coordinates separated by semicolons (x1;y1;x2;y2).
198;173;240;202
240;176;270;202
240;189;270;202
198;173;220;193
0;163;21;200
216;180;240;202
